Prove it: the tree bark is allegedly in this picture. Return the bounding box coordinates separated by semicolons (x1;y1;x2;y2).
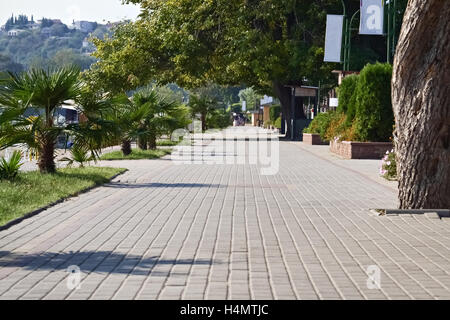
392;0;450;209
121;139;132;156
148;133;157;150
201;113;207;132
273;82;292;139
38;136;56;174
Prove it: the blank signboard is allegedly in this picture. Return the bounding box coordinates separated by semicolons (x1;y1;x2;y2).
324;15;344;63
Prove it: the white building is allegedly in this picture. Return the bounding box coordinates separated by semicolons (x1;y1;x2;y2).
7;29;25;37
72;21;96;33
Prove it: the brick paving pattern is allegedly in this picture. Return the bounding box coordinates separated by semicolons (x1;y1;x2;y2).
0;127;449;300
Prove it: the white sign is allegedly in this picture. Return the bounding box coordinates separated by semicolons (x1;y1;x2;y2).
330;98;339;107
260;95;273;105
324;15;344;63
360;0;384;35
242;101;247;112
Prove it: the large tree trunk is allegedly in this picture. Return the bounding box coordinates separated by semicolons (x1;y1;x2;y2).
273;82;292;139
38;136;56;173
121;139;132;156
392;0;450;209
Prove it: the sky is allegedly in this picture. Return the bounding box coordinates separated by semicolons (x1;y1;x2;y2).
0;0;142;26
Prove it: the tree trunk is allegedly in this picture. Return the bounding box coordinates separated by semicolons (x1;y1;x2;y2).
38;137;56;173
392;0;450;209
273;82;292;139
201;113;207;132
138;137;148;150
148;133;157;150
121;139;132;156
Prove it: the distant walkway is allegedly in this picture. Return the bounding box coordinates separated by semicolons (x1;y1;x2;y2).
1;127;450;300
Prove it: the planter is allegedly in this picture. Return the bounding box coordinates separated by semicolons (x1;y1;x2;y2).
330;140;393;159
303;133;329;145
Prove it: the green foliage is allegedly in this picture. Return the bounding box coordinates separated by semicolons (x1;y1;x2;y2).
239;88;262;111
0;19;105;70
269;105;281;122
337;74;358;121
230;103;242;114
0;167;125;226
88;0;340;102
303;112;334;141
0;150;23;180
354;63;394;142
208;109;232;129
274;117;282;129
60;145;96;168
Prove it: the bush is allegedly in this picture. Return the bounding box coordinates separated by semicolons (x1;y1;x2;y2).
274;117;282;129
303;112;334;141
354;63;394;142
0;150;23;180
269;105;281;122
337;74;359;125
207;109;232;129
380;149;397;180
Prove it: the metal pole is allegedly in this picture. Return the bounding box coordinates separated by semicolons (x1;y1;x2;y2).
392;0;397;59
348;9;360;71
387;0;391;64
341;0;347;71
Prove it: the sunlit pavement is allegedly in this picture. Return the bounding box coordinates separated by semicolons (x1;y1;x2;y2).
1;127;450;300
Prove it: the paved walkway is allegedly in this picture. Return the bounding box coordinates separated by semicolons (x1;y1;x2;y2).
1;127;450;300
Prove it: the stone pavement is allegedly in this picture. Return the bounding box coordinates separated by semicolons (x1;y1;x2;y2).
1;127;450;300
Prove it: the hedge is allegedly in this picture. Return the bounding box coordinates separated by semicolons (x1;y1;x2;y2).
337;74;359;126
354;63;393;142
303;112;335;141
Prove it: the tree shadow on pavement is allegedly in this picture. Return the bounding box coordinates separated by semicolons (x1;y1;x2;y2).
0;251;218;276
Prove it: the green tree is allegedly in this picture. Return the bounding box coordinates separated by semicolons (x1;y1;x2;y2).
87;0;342;137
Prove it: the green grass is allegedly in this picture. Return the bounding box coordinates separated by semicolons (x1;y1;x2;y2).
157;140;180;147
99;148;172;161
0;167;126;227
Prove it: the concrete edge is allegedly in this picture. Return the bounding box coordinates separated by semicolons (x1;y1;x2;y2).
372;208;450;219
0;169;128;232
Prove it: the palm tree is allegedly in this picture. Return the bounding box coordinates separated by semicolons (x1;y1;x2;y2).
0;67;81;173
110;90;187;156
188;94;217;131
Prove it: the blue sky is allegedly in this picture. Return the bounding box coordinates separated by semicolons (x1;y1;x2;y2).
0;0;142;25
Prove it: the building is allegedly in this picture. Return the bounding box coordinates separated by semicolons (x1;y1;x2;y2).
7;29;25;37
72;21;97;33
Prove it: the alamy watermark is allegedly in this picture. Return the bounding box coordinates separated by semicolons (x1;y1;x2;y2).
170;121;280;175
67;265;82;290
366;265;381;290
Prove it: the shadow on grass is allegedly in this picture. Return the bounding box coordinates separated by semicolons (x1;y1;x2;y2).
0;251;218;276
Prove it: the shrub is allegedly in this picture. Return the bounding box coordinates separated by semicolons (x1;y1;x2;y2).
380;149;397;180
0;150;23;180
274;117;282;129
337;74;359;126
303;112;334;141
207;109;232;129
60;146;96;168
354;63;394;142
269;105;281;122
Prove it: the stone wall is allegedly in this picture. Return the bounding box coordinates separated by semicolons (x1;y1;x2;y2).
303;133;329;145
330;140;393;159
